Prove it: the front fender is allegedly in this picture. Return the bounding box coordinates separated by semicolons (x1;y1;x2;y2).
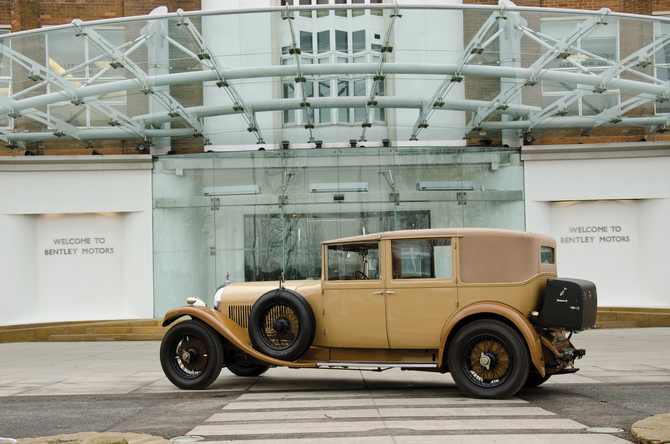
163;306;316;369
438;302;545;377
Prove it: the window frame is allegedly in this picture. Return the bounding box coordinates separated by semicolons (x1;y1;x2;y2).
390;238;453;280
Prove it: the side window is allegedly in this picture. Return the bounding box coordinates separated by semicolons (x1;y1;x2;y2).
391;238;452;279
327;242;380;280
541;246;554;264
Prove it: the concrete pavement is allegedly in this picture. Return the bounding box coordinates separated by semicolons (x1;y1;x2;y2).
0;328;669;442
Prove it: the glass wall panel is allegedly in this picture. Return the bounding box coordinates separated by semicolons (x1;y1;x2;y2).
152;147;524;317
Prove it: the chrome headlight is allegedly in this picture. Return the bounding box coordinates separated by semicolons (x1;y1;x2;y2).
213;284;227;312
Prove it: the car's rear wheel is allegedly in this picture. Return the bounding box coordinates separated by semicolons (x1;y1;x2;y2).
160;320;223;390
447;319;529;399
248;288;316;361
227;363;271;377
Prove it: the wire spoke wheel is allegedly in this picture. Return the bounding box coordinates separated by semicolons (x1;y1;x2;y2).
463;335;512;387
447;320;529;399
259;303;300;350
160;320;224;390
171;334;209;379
248;289;316;361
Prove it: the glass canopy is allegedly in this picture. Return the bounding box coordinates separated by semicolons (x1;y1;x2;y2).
2;2;670;153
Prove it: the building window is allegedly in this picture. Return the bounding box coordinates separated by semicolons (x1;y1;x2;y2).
370;0;383;16
316;0;329;18
319;81;331;123
335;30;348;52
300;31;313;54
352;30;366;52
351;0;364;18
354;79;366;122
374;80;385;121
317;30;330;53
338;80;350;123
334;0;347;17
302;81;315;124
299;0;312;18
283;82;295;123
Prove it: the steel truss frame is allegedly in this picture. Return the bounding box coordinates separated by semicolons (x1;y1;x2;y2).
1;2;670;148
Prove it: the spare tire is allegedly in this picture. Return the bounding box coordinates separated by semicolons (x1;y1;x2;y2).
248;288;316;361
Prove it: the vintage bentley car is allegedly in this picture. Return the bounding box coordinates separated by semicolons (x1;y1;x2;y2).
160;228;597;399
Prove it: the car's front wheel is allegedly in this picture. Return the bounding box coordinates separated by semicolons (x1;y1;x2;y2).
160;320;224;390
447;319;529;399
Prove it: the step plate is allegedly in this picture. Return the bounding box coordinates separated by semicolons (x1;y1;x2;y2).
317;361;439;370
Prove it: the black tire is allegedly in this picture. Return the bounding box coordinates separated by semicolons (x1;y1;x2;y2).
524;373;551;388
447;319;529;399
248;288;316;361
160;320;224;390
227;363;271;377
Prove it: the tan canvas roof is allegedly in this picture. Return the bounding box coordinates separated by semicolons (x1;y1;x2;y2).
324;228;557;284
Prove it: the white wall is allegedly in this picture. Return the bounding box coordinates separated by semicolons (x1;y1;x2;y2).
524;143;670;308
0;155;154;326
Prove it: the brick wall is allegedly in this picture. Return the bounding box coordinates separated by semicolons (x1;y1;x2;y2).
6;0;200;30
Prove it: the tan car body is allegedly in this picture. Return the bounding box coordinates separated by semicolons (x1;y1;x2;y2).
164;228;574;382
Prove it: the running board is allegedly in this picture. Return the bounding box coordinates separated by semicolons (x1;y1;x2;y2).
316;361;439;371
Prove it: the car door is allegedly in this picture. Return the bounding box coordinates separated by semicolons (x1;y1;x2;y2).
322;241;389;349
384;237;458;349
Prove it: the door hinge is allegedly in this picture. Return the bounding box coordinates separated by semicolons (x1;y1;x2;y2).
322;328;325;334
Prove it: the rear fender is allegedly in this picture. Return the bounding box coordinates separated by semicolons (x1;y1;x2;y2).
162;306;316;368
439;302;545;377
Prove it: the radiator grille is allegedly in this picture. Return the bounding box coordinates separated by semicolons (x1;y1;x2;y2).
228;304;252;329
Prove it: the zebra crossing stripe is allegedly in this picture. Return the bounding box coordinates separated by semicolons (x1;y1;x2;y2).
236;391;528;402
207;406;553;421
223;396;527;410
190;418;585;436
192;434;632;444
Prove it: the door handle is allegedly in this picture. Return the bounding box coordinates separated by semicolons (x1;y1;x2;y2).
385;291;394;294
373;291;383;295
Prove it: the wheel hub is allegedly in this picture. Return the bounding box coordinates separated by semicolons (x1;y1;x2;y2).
181;347;199;364
273;317;291;334
479;351;497;370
